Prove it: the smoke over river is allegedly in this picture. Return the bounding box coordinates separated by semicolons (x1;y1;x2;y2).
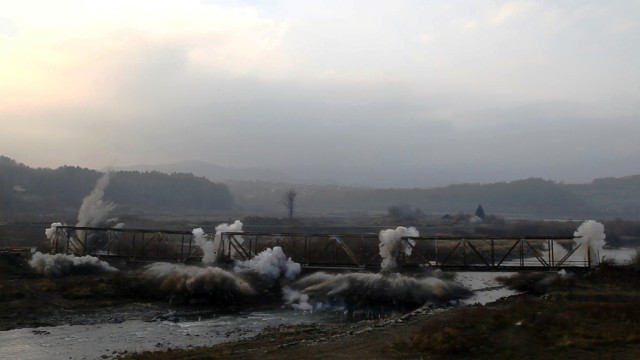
284;271;472;313
33;222;475;312
143;262;258;304
142;245;302;305
32;174;474;313
283;226;472;313
33;218;619;314
31;176;613;314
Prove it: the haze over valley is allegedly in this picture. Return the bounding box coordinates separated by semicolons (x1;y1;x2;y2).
3;155;640;221
1;1;638;189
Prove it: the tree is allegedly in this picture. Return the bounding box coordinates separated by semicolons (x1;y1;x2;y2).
475;204;486;219
281;188;297;219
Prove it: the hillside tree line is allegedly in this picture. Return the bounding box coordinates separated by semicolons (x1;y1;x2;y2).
0;156;233;217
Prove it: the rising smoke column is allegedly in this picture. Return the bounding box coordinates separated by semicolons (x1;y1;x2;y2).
44;173;121;253
45;222;66;252
379;226;418;272
77;172;116;228
574;220;606;266
544;220;606;266
216;220;244;258
192;228;217;265
45;222;63;241
72;172;120;252
192;220;244;265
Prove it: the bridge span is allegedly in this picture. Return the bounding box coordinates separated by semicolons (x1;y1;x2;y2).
48;226;592;271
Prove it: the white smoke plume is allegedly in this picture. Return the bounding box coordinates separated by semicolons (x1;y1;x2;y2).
45;222;63;241
45;222;66;250
192;220;244;265
216;220;243;234
282;287;319;312
143;263;258;302
545;220;606;266
234;246;301;282
282;272;337;311
216;220;244;258
192;228;217;265
28;252;117;277
574;220;606;266
71;172;120;253
286;271;472;313
77;172;116;228
379;226;418;272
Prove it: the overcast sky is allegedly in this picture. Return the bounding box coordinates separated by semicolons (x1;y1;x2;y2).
1;0;639;187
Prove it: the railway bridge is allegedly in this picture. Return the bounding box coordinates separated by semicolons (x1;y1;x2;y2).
47;226;593;271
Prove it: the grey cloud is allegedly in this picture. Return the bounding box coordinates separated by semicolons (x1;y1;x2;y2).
3;1;640;187
5;57;639;188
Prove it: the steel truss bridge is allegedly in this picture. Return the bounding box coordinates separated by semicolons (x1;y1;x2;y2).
48;226;593;271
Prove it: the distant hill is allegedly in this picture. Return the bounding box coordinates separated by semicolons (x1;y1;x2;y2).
116;160;296;183
0;156;233;219
229;177;640;218
4;155;640;219
567;176;640;216
228;178;591;217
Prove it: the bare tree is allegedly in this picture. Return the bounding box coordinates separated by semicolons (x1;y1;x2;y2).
280;188;297;219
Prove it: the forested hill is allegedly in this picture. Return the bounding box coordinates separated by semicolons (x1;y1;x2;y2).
3;155;640;219
567;176;640;216
229;178;589;217
229;177;640;218
0;156;233;217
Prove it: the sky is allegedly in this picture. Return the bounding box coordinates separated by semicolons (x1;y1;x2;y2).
1;0;639;187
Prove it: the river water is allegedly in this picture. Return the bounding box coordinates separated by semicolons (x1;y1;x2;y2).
0;306;345;360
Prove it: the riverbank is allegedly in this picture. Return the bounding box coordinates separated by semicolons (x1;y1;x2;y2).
123;262;640;360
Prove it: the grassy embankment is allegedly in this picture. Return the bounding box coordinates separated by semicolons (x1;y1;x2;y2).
403;261;640;359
